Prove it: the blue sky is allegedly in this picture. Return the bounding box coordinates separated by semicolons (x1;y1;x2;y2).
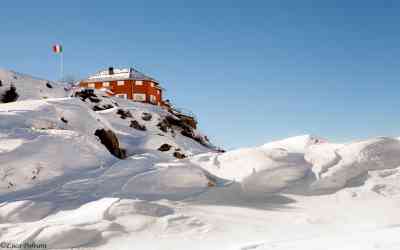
1;1;400;149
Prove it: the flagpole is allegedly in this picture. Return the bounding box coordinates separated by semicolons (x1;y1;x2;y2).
60;51;64;81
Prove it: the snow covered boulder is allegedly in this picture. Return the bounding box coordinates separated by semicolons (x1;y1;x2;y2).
121;163;210;200
241;163;310;195
0;200;54;223
304;142;344;179
105;199;174;220
191;146;311;196
307;137;400;191
203;148;287;181
34;225;101;249
262;134;326;154
45;198;119;225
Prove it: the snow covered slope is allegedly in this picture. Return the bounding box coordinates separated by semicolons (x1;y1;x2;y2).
0;98;115;194
0;69;68;101
0;72;217;196
96;97;214;156
2;129;400;249
0;76;223;248
0;93;216;195
1;70;400;250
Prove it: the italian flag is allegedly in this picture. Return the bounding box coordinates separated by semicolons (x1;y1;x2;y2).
52;44;63;54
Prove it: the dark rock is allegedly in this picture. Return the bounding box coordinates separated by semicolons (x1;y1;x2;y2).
0;80;2;87
157;115;186;133
180;116;197;129
130;120;146;131
167;109;197;129
208;180;216;187
74;89;96;102
1;85;19;103
181;129;195;139
46;82;53;88
157;115;211;148
173;151;186;159
94;129;126;159
157;120;169;133
92;104;114;111
158;115;206;145
60;117;68;123
92;105;105;111
165;115;197;136
88;96;101;103
165;115;182;127
102;104;114;110
158;143;172;152
117;109;133;119
180;128;210;147
141;112;152;121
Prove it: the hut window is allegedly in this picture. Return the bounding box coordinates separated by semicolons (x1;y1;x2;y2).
117;81;124;86
103;82;110;87
88;83;95;88
116;93;127;99
135;81;143;86
133;93;146;101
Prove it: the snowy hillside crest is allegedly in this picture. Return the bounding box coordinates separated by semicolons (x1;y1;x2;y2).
1;68;400;249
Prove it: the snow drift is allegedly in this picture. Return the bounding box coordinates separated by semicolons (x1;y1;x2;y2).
0;99;114;194
191;135;400;196
306;137;400;191
2;69;400;249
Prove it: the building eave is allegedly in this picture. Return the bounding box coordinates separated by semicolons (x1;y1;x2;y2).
80;77;159;83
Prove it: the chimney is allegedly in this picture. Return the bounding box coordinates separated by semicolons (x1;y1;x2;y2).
108;67;114;75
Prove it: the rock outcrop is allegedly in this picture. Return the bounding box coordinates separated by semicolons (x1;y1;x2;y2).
94;129;126;159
